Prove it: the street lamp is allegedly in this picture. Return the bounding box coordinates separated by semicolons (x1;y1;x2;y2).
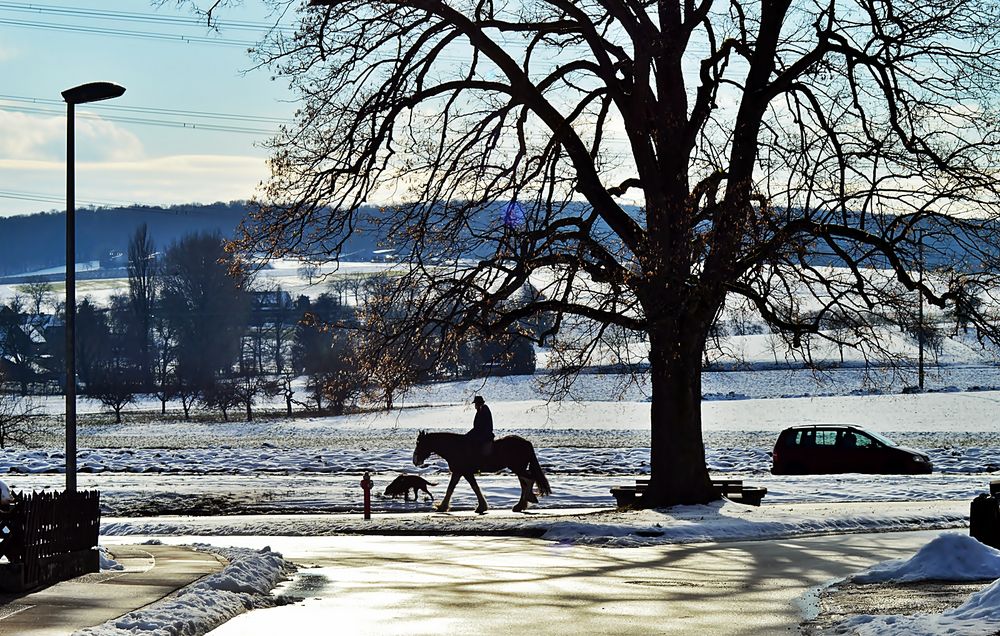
62;81;125;493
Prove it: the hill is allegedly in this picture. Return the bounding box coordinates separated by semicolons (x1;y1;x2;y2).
0;202;249;276
0;201;989;278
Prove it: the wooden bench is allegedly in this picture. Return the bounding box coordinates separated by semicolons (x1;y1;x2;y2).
610;479;767;508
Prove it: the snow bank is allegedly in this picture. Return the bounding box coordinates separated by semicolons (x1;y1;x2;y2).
99;501;968;547
851;533;1000;583
98;546;124;572
830;533;1000;634
835;578;1000;635
77;546;293;636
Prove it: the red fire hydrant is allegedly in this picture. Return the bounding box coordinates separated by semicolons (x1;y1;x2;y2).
361;472;373;520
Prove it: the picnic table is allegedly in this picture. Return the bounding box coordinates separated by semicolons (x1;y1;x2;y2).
610;479;767;507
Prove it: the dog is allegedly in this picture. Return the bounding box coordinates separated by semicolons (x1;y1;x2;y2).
383;474;435;501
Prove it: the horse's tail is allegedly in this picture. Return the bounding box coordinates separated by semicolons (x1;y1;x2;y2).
528;444;552;497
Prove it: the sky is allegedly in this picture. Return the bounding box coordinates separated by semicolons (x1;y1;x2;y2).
0;0;298;217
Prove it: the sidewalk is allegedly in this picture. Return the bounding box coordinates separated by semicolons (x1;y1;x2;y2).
0;544;225;636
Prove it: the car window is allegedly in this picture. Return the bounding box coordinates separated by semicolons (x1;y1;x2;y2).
815;430;837;446
836;430;858;448
796;430;817;446
855;433;877;448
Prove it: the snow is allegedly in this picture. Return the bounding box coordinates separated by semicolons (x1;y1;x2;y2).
78;545;292;636
835;579;1000;635
818;534;1000;634
94;500;966;543
98;546;125;572
94;512;1000;636
850;533;1000;584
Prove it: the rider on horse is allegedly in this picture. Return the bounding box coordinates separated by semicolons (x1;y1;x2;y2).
467;395;494;458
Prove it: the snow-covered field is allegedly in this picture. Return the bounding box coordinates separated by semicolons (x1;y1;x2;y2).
4;373;1000;518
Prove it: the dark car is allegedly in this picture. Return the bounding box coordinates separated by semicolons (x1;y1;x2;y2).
771;424;932;475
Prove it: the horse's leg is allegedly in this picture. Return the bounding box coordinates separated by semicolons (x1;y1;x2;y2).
465;474;488;514
527;482;539;504
513;476;531;512
436;473;460;512
511;466;538;507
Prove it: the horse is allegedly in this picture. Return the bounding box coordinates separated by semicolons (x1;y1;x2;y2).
412;430;551;514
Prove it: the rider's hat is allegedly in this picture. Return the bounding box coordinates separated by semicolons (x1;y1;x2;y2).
473;395;485;405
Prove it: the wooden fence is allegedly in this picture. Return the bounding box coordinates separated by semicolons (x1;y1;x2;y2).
0;490;101;592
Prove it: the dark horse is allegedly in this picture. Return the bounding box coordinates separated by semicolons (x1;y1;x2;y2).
412;431;551;514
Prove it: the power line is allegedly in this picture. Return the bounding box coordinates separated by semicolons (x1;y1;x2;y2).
0;189;249;215
0;189;123;208
0;1;296;34
0;17;255;47
0;94;637;145
0;102;280;136
0;94;288;125
0;1;296;48
0;1;713;58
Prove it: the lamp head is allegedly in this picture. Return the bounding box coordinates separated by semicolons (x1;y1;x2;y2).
62;82;126;105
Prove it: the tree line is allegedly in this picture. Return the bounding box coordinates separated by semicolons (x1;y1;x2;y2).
0;226;537;431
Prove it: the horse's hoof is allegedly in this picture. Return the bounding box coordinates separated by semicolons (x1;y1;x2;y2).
528;493;539;504
475;505;488;515
436;504;450;512
512;503;526;513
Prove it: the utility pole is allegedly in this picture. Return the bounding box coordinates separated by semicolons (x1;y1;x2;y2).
917;229;925;391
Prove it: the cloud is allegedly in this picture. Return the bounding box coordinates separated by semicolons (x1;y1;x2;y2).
0;111;64;160
0;154;268;215
0;109;144;162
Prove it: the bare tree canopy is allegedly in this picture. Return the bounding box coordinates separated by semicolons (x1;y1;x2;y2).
177;0;1000;505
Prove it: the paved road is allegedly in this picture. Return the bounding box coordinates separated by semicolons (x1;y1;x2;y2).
198;529;944;636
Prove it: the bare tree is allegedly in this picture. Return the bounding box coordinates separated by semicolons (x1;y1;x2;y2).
127;224;158;387
159;232;250;397
16;280;53;318
202;380;241;421
86;365;138;424
186;0;1000;505
0;370;43;448
298;260;320;284
230;373;280;421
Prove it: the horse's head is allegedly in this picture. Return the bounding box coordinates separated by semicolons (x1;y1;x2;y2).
413;430;430;467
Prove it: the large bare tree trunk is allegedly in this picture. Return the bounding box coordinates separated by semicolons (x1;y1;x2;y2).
641;322;718;507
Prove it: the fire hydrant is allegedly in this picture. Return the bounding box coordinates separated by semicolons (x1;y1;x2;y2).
361;472;373;520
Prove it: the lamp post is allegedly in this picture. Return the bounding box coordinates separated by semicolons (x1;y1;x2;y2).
62;81;125;493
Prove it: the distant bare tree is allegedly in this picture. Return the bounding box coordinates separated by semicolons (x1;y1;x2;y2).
0;370;43;448
230;373;280;421
151;311;177;415
159;233;250;396
279;370;296;416
202;380;241;421
86;365;138;424
127;224;158;386
16;280;53;318
298;260;320;284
